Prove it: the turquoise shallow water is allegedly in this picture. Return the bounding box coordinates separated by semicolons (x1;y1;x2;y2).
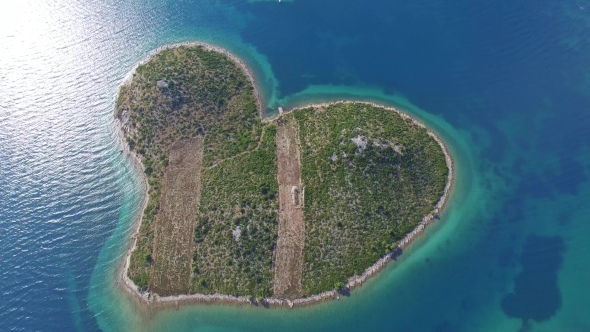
2;0;590;331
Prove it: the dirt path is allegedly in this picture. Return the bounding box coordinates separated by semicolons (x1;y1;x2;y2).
151;137;204;295
273;118;305;299
206;125;267;170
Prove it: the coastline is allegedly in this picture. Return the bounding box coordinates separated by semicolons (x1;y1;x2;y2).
114;45;455;311
114;118;151;305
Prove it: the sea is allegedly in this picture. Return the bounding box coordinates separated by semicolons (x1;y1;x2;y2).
1;0;590;331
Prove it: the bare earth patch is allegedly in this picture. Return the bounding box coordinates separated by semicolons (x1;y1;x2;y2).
273;118;305;299
150;137;204;296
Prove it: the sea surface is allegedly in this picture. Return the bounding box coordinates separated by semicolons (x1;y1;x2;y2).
1;0;590;331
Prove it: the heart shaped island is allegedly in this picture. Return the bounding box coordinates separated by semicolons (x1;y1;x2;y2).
116;44;452;308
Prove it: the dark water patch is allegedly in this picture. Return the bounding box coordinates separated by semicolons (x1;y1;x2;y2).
497;249;516;268
557;211;572;227
495;195;526;225
433;320;453;332
501;235;565;323
556;157;587;196
519;172;555;200
460;298;470;311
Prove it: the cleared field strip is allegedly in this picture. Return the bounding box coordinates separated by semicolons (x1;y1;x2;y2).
151;137;204;295
273;118;305;299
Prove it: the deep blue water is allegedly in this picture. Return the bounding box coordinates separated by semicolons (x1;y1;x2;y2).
2;0;590;331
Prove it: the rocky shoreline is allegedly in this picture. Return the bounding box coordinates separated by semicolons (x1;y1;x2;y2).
115;46;455;310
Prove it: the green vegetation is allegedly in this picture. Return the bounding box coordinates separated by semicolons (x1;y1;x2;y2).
291;104;448;295
117;45;268;293
191;126;277;297
334;281;346;290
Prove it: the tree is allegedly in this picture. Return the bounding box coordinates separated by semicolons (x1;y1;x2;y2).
334;281;346;290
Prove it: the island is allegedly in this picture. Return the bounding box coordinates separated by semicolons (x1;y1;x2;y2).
115;43;453;308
